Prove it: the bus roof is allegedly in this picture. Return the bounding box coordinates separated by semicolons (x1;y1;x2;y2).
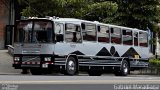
53;18;147;32
22;17;147;32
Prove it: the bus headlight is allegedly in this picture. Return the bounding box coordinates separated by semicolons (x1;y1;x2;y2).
14;57;20;61
44;57;51;61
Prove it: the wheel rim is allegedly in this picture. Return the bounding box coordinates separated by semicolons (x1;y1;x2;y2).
123;63;128;74
68;60;75;72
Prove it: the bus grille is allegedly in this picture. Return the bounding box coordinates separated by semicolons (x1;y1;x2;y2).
22;56;40;64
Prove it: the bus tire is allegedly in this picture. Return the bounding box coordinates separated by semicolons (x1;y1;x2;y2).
88;70;102;76
114;60;129;76
65;57;77;75
30;68;42;75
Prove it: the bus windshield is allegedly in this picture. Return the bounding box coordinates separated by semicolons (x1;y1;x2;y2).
15;20;53;43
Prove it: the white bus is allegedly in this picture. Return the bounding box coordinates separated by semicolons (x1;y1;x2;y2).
13;16;149;76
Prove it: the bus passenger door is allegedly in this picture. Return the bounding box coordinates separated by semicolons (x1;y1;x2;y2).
54;22;66;55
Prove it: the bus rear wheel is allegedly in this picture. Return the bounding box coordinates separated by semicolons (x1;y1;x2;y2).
114;60;129;76
65;57;77;75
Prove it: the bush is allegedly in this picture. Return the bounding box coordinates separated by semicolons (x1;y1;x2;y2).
149;59;160;67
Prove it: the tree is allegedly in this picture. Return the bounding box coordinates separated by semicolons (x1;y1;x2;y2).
82;1;118;23
18;0;55;17
18;0;89;17
18;0;160;31
111;0;160;30
17;0;118;23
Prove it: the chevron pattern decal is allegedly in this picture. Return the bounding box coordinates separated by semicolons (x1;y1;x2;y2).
113;51;120;57
69;46;140;58
71;50;85;55
121;47;141;58
96;47;112;56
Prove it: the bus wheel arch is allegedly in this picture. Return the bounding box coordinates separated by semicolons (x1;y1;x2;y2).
65;55;79;75
114;58;129;76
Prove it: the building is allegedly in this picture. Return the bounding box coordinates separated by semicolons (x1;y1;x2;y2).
0;0;15;49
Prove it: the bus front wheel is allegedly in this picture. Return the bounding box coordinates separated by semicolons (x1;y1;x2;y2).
65;57;77;75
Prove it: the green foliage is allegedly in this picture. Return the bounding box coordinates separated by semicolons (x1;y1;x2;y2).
18;0;118;20
149;38;156;45
18;0;160;31
18;0;54;17
149;59;160;67
51;0;89;18
113;0;160;30
21;7;37;16
83;1;118;23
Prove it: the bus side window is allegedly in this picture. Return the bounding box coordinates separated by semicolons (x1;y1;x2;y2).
65;23;81;43
82;23;96;41
55;23;64;42
111;27;121;44
97;25;109;43
123;29;133;45
139;32;148;47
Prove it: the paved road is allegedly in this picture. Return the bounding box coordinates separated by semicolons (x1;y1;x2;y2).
5;84;159;90
1;84;115;90
0;75;160;84
0;75;160;90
